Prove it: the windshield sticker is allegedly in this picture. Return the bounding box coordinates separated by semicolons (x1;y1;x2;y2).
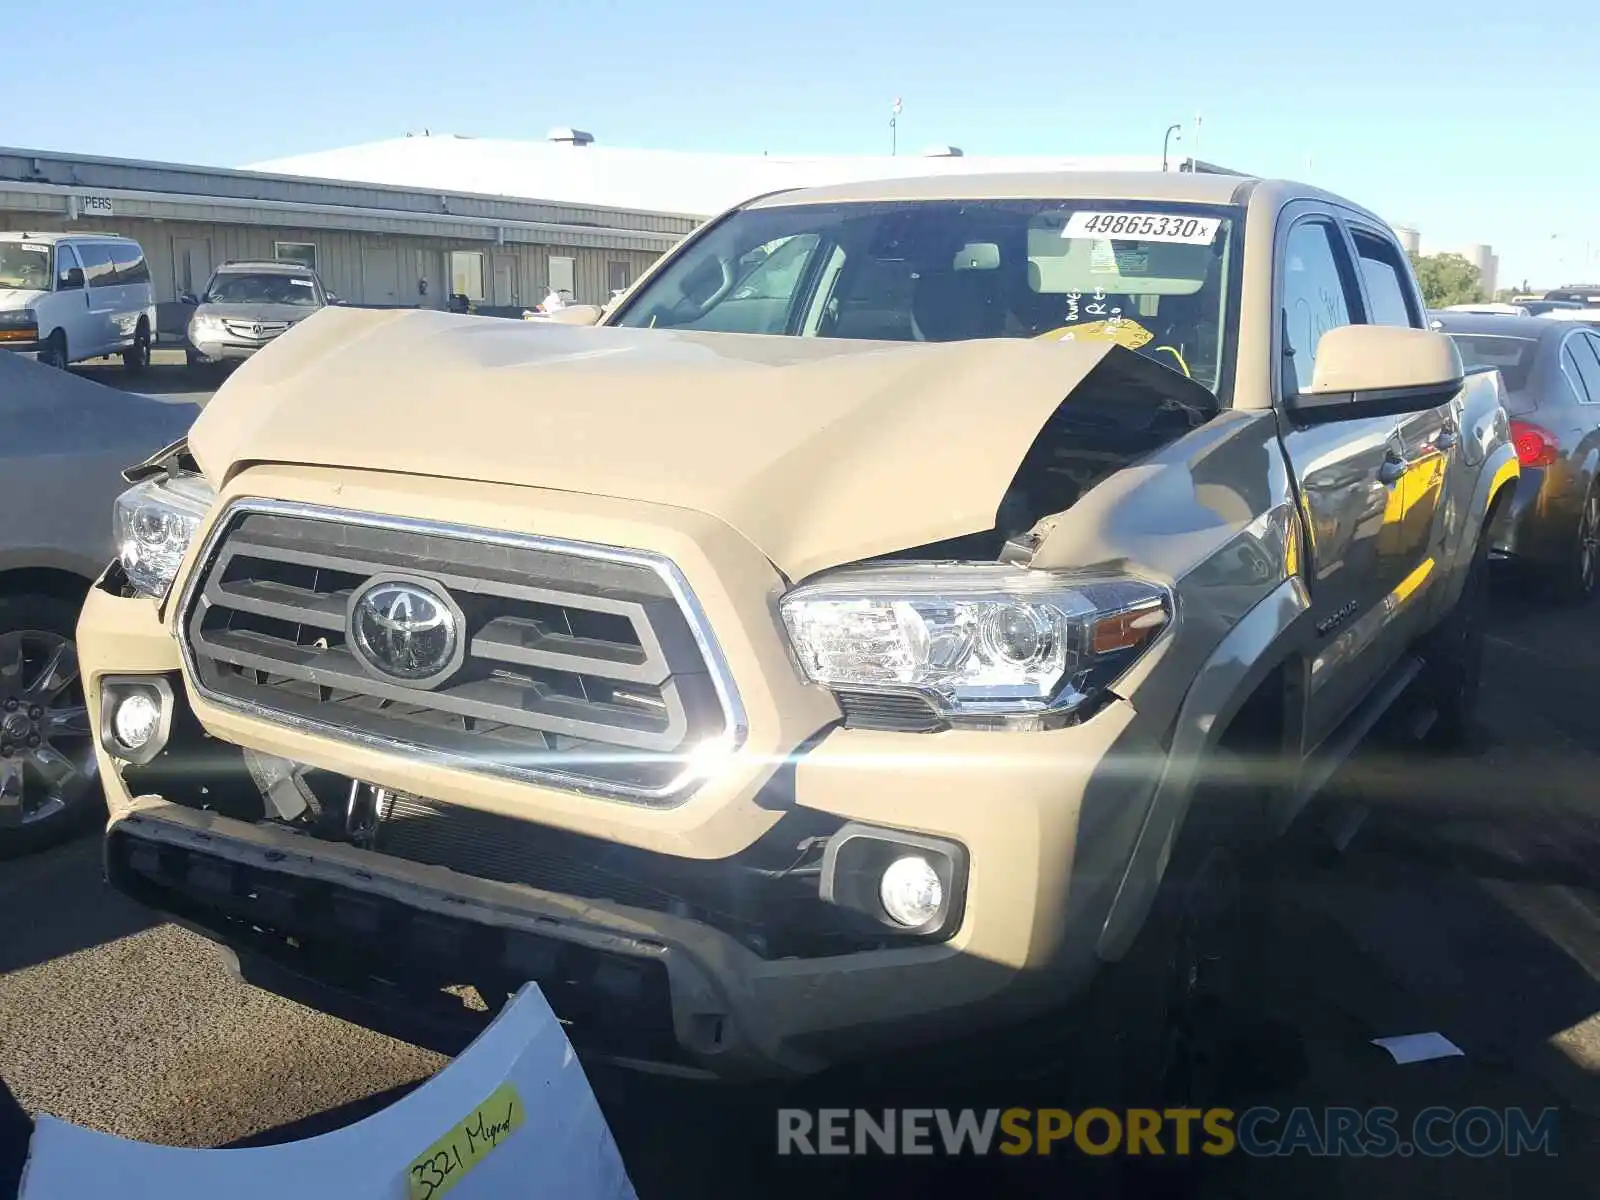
1064;212;1221;245
20;244;50;255
1037;318;1155;350
290;278;314;287
1089;240;1118;274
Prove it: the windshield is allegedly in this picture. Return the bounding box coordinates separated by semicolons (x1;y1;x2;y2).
1447;333;1539;392
611;199;1240;395
0;241;52;291
204;272;322;306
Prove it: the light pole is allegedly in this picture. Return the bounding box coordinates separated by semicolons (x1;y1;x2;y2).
1162;123;1182;172
890;97;902;156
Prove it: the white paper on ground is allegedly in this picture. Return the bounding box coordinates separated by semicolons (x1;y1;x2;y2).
18;982;637;1200
1370;1032;1466;1065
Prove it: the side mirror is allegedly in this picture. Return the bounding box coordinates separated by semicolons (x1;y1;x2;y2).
59;268;85;291
179;291;198;305
1285;325;1463;424
540;304;605;327
324;292;340;305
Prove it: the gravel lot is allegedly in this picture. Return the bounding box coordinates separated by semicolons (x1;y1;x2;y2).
5;553;1600;1194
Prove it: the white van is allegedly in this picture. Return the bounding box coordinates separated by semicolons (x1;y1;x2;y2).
0;232;157;371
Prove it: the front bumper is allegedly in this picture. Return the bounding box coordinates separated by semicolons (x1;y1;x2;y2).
76;472;1168;1077
189;337;273;363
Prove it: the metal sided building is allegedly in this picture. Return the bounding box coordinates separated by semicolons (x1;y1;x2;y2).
0;128;1241;322
0;141;692;317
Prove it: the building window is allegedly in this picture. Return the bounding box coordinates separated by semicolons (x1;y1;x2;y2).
450;251;485;303
607;260;632;295
548;255;576;301
275;241;317;271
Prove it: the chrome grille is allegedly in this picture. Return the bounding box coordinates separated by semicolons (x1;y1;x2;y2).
221;319;290;340
179;502;743;803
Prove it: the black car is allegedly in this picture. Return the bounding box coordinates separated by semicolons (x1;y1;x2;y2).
1432;312;1600;596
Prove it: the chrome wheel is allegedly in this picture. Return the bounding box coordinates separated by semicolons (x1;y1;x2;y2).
0;631;95;830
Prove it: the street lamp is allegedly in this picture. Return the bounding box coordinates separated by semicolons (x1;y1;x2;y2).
1162;124;1183;172
890;97;903;156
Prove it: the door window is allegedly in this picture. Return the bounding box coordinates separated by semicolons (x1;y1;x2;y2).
1350;230;1420;328
108;243;150;287
53;244;82;290
1280;220;1359;395
75;244;115;289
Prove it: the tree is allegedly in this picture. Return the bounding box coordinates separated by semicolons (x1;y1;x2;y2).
1407;251;1484;308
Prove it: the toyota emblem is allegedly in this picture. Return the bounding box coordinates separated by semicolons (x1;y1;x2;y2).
348;577;462;686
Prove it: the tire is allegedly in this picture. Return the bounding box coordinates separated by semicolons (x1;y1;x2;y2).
122;320;151;373
1083;796;1260;1110
0;592;100;859
1416;522;1492;750
37;329;67;370
1554;483;1600;602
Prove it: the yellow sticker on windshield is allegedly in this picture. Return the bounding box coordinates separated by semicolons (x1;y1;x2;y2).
1036;319;1154;350
406;1082;526;1200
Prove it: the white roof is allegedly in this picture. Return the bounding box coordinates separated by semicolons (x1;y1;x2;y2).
246;136;1216;219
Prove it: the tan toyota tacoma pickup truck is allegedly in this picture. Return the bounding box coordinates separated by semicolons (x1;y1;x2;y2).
79;172;1517;1083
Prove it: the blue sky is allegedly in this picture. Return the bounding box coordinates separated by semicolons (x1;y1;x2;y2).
36;0;1595;287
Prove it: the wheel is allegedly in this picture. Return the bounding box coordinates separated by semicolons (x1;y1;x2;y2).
1416;522;1491;750
1554;484;1600;601
36;330;67;370
122;321;151;373
1084;798;1257;1111
0;593;99;859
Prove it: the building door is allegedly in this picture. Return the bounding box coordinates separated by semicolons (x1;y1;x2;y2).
172;236;211;300
361;244;402;306
492;254;517;307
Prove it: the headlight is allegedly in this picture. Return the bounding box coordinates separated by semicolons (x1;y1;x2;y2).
0;309;36;328
779;563;1170;730
113;474;216;599
190;314;224;335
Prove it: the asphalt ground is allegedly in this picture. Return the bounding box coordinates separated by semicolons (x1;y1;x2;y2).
75;347;221;408
5;527;1600;1195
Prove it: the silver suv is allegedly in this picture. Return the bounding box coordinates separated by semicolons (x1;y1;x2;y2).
183;260;333;372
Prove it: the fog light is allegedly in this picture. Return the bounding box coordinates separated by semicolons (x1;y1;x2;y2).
98;676;175;765
879;854;943;928
113;692;162;750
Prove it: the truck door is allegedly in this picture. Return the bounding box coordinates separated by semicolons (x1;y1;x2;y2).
1346;222;1461;647
1274;212;1413;751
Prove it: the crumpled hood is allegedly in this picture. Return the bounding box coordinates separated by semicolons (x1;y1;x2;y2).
189;306;1176;580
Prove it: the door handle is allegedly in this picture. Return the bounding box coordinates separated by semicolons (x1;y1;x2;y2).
1378;453;1407;485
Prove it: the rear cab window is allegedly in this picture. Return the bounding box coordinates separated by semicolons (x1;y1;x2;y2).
1348;227;1422;328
